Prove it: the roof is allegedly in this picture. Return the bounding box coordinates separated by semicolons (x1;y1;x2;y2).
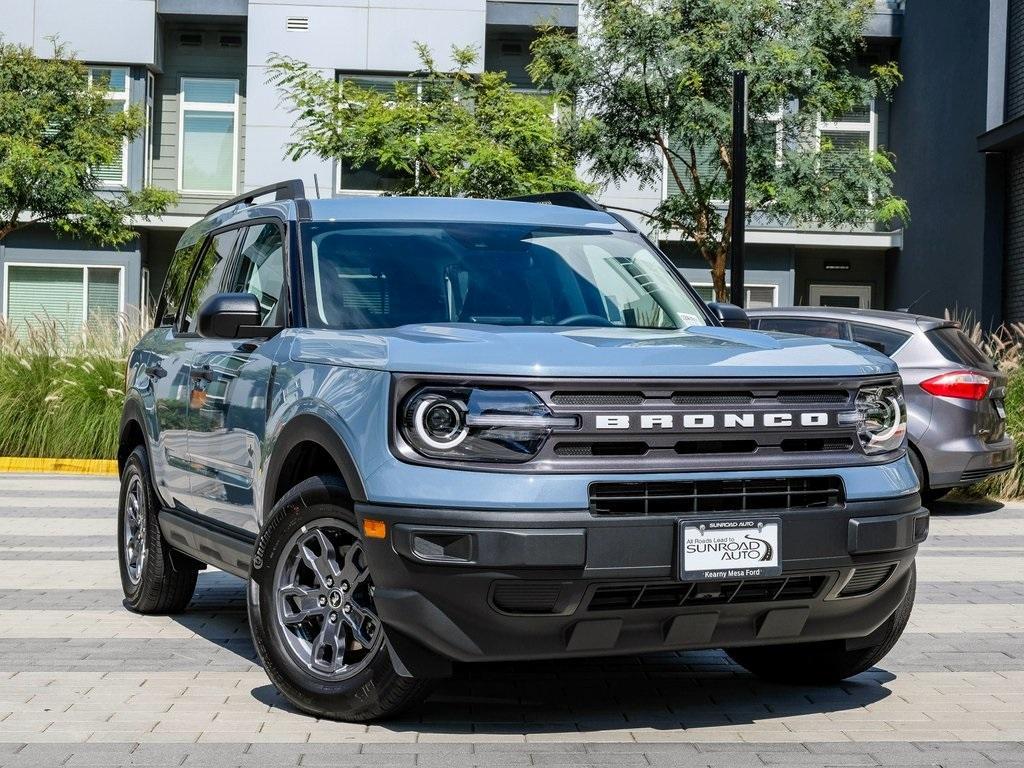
745;306;955;331
303;196;626;229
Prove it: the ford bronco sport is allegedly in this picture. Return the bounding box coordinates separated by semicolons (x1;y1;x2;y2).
118;180;927;721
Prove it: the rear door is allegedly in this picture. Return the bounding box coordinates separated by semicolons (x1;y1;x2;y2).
186;221;288;534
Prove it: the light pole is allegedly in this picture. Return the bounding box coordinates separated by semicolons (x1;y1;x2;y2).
729;70;747;308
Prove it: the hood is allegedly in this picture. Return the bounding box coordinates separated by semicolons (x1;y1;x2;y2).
289;324;896;379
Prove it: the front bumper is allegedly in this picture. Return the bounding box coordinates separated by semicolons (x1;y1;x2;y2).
357;494;927;663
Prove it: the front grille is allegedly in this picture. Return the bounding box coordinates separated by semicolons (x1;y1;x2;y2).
589;476;844;516
554;441;648;457
551;392;643;406
781;437;854;452
777;390;851;405
838;564;896;597
492;582;563;614
672;392;754;405
588;574;829;611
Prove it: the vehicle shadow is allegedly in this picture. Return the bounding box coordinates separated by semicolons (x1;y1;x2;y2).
177;571;894;733
927;495;1004;516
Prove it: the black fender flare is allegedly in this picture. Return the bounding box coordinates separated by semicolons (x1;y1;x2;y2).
117;395;150;474
263;413;367;521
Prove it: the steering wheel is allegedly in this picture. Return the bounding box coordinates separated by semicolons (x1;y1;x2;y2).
556;314;615;327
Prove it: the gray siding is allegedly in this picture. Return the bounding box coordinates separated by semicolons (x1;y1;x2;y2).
152;23;247;216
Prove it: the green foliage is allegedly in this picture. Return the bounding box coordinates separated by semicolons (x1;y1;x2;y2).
0;315;143;459
267;44;590;198
529;0;910;299
0;40;176;245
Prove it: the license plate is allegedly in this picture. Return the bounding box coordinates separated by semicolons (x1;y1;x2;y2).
679;518;782;581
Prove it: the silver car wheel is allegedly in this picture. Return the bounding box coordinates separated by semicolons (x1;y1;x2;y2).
123;475;147;585
273;518;383;681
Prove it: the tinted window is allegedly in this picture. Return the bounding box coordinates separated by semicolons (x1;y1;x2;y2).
301;223;709;330
756;317;849;340
926;327;996;371
157;242;203;327
182;229;240;333
851;323;911;357
232;223;286;325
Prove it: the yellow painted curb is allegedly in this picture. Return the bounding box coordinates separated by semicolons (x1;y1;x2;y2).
0;457;118;476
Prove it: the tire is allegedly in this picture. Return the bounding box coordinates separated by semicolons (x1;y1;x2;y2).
247;475;433;722
909;448;947;504
726;563;916;684
118;445;199;613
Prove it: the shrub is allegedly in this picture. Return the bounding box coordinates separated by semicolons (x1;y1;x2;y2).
0;315;142;460
951;315;1024;499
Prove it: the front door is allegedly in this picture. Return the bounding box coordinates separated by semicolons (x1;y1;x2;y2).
186;222;287;535
809;284;872;308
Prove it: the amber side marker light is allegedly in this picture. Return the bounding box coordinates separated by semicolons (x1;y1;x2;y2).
363;519;387;539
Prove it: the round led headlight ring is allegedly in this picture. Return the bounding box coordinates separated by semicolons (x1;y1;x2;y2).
413;396;469;450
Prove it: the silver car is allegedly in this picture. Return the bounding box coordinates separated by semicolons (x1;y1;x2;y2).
747;307;1015;502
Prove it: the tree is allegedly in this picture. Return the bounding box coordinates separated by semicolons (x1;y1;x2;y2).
268;44;589;198
529;0;909;300
0;40;175;245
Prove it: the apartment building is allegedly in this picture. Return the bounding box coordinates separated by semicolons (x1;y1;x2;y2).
0;0;576;335
0;0;1011;331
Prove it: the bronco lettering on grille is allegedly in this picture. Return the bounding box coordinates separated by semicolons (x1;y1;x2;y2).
593;412;831;430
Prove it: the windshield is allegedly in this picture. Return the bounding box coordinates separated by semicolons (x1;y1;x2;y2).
300;222;709;331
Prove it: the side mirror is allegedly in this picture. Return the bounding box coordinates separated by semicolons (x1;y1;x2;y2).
706;302;751;329
197;292;267;339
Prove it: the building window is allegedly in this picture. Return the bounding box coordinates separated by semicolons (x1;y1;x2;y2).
817;100;876;155
335;74;419;195
693;283;778;309
178;77;239;195
88;66;130;187
2;263;124;340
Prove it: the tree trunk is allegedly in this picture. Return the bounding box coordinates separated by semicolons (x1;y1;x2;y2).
711;244;729;302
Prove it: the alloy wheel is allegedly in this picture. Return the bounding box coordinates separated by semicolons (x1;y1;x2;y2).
123;474;147;585
273;518;383;680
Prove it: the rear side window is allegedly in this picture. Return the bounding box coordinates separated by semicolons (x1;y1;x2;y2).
926;327;996;371
850;323;911;357
756;317;850;340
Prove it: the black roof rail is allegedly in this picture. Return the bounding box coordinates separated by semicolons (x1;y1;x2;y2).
505;191;607;212
207;179;306;216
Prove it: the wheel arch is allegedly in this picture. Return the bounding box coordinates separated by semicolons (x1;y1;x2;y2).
263;414;367;523
118;397;150;476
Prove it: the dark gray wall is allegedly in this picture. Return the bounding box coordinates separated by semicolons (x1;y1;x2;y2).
889;0;1003;326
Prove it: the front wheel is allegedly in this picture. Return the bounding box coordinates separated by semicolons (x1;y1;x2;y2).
248;476;433;721
726;563;915;684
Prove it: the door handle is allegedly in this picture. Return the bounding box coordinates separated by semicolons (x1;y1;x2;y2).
144;364;167;380
190;365;214;383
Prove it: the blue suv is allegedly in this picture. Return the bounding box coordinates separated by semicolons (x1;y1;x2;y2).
118;181;927;721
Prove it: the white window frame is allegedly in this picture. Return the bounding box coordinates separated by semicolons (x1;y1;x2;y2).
1;262;127;327
808;283;872;309
177;77;240;196
87;66;130;188
692;282;779;308
816;99;876;154
144;71;155;187
335;73;423;196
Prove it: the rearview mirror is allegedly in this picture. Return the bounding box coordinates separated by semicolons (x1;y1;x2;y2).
706;302;751;329
197;292;275;339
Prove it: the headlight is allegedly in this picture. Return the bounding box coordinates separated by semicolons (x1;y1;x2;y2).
400;387;578;463
840;382;907;455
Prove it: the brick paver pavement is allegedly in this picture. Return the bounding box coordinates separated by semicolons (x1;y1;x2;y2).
1;474;1023;766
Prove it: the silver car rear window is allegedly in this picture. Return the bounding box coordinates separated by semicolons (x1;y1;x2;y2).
925;327;996;371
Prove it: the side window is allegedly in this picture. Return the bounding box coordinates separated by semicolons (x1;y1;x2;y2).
182;229;241;333
757;317;850;340
157;241;203;327
231;223;286;325
851;323;911;358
